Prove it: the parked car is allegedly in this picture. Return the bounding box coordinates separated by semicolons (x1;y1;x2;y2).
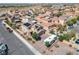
6;27;13;33
75;48;79;52
75;39;79;44
68;25;74;29
0;43;9;55
77;21;79;25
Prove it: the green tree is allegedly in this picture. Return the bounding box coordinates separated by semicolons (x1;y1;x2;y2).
58;35;64;41
77;16;79;21
66;20;73;26
45;41;50;47
56;12;63;17
71;18;77;24
66;18;77;26
59;34;70;42
32;32;40;41
50;30;55;34
63;34;70;41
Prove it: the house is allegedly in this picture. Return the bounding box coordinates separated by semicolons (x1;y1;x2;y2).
44;34;57;45
32;24;46;36
21;17;37;33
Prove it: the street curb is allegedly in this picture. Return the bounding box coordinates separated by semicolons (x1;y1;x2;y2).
3;21;41;55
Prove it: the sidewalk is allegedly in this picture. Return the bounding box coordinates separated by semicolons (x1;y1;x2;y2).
3;21;41;55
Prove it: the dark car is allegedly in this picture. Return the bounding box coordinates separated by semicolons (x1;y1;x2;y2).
75;39;79;44
68;25;74;29
6;27;13;33
0;43;9;55
76;48;79;52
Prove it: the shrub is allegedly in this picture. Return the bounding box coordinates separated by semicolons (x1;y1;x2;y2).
66;18;77;26
56;12;63;17
66;20;73;26
77;16;79;21
45;41;51;47
71;18;77;24
50;30;55;34
32;32;41;41
59;33;71;42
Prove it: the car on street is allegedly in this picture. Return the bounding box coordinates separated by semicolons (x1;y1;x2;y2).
0;43;9;55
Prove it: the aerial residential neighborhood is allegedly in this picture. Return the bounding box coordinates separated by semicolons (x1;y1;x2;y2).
1;3;79;55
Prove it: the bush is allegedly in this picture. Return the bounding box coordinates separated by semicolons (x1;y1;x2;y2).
58;35;64;41
56;12;63;17
59;34;71;42
50;30;55;34
66;20;73;26
77;16;79;21
66;18;77;26
59;31;76;42
45;41;51;47
71;18;77;24
32;32;41;41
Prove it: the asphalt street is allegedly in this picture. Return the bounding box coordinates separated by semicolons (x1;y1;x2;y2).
0;20;34;55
